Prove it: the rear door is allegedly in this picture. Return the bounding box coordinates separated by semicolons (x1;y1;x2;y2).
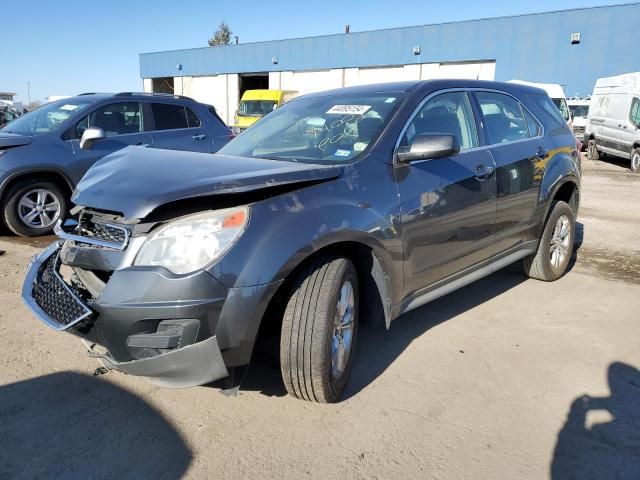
396;90;497;294
472;91;545;253
148;102;211;153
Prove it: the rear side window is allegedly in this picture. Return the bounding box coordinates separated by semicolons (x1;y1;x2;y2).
529;94;567;129
151;103;189;130
476;92;530;144
523;107;542;137
630;98;640;127
185;107;201;127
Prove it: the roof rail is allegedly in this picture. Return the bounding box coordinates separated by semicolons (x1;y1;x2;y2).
77;92;97;96
114;92;195;101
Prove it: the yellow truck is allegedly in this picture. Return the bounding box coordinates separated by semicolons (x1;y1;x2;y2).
233;90;297;132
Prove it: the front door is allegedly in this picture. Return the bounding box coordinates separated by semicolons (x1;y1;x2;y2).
395;91;497;296
67;101;151;184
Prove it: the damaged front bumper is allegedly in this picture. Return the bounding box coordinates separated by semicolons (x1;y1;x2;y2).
21;241;230;388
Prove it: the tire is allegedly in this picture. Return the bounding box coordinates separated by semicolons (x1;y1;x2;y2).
587;138;600;161
2;179;67;237
280;256;359;403
523;201;575;282
631;147;640;173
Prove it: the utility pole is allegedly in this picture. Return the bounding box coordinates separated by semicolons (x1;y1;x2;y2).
27;81;31;106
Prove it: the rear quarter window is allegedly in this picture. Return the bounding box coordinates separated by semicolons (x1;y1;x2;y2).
527;94;568;131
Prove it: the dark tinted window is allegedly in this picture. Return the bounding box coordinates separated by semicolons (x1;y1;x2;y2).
185;107;201;127
530;94;567;129
476;92;530;144
151;103;188;130
74;102;142;139
629;98;640;127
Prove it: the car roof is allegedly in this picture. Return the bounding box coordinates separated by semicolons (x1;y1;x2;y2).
59;92;198;104
296;79;547;100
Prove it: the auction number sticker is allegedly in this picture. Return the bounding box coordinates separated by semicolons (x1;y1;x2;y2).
326;105;371;115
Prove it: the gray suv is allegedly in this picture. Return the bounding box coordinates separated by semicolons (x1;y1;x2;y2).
0;93;232;236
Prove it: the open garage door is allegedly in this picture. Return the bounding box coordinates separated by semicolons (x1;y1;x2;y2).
239;73;269;99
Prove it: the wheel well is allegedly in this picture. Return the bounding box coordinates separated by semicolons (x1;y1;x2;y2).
553;181;578;212
252;242;386;365
633;142;640;150
1;171;73;206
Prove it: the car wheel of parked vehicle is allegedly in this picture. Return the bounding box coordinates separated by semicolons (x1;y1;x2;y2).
587;139;600;161
523;201;575;281
280;256;359;403
3;179;67;237
631;148;640;173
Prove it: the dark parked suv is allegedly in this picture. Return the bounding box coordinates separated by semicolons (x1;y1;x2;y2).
0;93;231;236
23;80;581;403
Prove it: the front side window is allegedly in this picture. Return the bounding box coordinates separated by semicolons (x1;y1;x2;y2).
399;91;478;152
218;92;405;163
151;103;190;130
629;98;640;127
1;99;92;136
476;92;530;144
74;102;142;138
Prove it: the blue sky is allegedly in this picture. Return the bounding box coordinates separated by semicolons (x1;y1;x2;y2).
2;0;630;103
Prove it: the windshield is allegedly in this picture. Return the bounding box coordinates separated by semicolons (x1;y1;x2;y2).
0;99;92;135
219;92;405;163
569;105;589;118
238;100;278;117
552;98;570;122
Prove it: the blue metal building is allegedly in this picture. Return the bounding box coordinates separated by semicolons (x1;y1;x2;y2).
139;3;639;124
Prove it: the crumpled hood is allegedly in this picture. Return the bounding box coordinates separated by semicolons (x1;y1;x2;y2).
73;146;342;219
0;132;33;148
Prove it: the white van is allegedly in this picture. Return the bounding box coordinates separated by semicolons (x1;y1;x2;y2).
567;97;590;145
509;80;572;128
584;72;640;172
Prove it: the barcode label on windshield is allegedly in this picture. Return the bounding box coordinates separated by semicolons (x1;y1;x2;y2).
326;105;371;115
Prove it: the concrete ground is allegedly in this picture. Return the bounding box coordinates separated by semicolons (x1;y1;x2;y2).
0;155;638;479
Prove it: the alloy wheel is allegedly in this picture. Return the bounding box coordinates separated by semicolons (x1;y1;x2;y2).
18;188;61;229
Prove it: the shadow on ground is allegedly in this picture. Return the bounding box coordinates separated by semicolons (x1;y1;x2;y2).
0;372;192;479
552;362;640;479
242;266;530;400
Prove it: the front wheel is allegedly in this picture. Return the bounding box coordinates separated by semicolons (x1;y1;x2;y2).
587;139;600;161
3;179;67;237
523;201;576;281
280;256;359;403
631;148;640;173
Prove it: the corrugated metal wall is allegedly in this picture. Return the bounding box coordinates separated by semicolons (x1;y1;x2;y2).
140;3;640;97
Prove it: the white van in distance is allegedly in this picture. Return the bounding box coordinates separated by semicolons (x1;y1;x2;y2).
509;80;572;128
584;72;640;172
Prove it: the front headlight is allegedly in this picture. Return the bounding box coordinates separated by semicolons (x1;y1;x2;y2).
134;207;249;274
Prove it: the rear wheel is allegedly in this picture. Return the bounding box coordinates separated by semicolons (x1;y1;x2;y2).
280;256;358;403
587;138;600;161
523;201;575;281
631;148;640;173
3;179;67;237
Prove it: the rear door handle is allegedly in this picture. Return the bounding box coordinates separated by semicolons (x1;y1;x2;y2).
475;165;494;179
192;134;207;140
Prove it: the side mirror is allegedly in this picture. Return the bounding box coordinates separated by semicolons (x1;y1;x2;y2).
79;127;106;150
397;134;460;163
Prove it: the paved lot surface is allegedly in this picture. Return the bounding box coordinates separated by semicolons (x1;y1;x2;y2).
1;155;639;479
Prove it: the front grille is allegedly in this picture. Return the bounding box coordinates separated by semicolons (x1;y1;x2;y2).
32;252;93;328
76;211;129;249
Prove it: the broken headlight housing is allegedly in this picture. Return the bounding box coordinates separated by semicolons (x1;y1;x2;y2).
134;207;249;274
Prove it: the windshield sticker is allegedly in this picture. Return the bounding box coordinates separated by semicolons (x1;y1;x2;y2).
353;142;367;152
326;105;371;115
335;149;351;157
385;97;396;103
59;104;80;111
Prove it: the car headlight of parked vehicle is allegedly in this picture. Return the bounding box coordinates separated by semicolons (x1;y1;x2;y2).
134;206;249;274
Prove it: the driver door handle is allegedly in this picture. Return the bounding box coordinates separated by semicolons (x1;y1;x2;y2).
192;134;207;140
475;165;494;179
